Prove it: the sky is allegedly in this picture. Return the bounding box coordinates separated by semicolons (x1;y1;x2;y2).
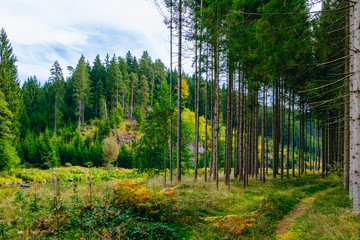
0;0;173;84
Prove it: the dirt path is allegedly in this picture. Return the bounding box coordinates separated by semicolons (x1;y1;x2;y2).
276;188;331;240
276;197;314;239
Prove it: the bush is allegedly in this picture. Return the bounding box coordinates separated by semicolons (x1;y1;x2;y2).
0;139;21;170
102;135;119;166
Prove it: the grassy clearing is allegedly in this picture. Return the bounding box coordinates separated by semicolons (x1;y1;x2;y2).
0;167;351;239
149;172;341;239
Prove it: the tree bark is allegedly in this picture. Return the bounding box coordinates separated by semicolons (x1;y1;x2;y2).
169;0;173;182
176;0;182;182
344;0;350;190
194;24;199;181
214;8;220;189
287;90;291;178
261;83;266;182
292;92;295;177
350;0;360;213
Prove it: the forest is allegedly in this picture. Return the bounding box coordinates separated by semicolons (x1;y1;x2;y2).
0;0;360;239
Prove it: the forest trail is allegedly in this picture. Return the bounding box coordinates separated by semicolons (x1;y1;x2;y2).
275;188;331;240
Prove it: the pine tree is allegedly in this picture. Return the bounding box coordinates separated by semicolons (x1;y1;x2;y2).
90;55;106;118
0;28;22;139
49;60;65;135
73;56;91;130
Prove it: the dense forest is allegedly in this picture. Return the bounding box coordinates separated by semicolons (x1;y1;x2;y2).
0;0;360;238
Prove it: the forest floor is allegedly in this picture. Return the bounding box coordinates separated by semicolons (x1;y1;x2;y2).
0;167;358;239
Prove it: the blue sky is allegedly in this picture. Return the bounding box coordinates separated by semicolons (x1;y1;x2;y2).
0;0;173;84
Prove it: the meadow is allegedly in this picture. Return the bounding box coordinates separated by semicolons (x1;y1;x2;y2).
0;167;357;239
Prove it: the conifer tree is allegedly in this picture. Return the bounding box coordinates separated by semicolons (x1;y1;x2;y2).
0;28;22;139
73;56;91;130
49;60;65;135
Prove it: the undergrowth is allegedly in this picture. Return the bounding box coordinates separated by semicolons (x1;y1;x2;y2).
0;179;185;239
0;169;350;240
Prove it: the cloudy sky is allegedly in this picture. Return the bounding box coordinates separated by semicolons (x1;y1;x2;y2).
0;0;173;84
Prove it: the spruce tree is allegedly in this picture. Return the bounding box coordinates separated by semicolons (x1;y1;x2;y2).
0;28;22;139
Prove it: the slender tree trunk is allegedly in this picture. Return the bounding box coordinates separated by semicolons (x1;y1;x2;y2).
272;84;277;178
214;8;220;189
304;109;307;174
265;89;269;175
317;119;320;172
344;0;350;190
310;113;313;174
169;0;173;182
287;90;291;178
194;24;199;181
261;83;266;182
280;77;285;180
299;102;303;177
205;45;208;183
164;141;167;187
239;66;244;181
225;54;234;186
254;91;259;179
176;0;182;182
292;92;295;177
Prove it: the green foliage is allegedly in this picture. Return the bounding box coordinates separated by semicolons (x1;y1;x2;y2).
0;139;21;170
116;143;134;168
0;28;22;140
0;89;13;140
111;103;123;128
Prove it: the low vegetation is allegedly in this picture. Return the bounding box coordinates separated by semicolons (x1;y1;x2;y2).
0;167;353;239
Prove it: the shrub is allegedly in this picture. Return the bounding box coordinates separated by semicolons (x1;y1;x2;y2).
0;139;21;170
102;135;119;166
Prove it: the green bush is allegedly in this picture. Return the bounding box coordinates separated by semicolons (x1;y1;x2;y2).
0;139;21;170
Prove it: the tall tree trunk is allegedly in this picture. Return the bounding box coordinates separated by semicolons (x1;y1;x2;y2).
280;77;285;180
225;54;234;186
317;119;320;172
261;83;265;182
205;44;208;183
214;8;220;189
299;102;303;177
344;0;350;190
265;89;269;175
292;92;295;177
176;0;182;182
350;0;360;211
194;24;199;181
254;91;259;179
287;90;291;178
310;113;313;174
272;84;277;178
169;0;173;182
238;66;244;181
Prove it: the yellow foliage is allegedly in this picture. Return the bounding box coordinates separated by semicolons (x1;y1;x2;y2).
181;76;189;102
214;215;255;238
112;179;175;214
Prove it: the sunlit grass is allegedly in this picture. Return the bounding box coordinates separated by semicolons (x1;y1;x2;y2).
290;186;360;240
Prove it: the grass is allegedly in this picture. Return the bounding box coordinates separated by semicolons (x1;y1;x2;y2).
0;167;355;239
288;186;360;240
148;172;341;239
0;166;148;185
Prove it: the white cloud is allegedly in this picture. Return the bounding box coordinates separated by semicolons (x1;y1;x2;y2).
0;0;177;84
